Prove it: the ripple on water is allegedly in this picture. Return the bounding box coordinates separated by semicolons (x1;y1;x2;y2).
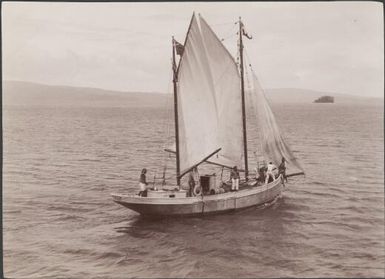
3;104;384;278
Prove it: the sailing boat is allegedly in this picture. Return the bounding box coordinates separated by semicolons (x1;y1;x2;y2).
111;13;304;216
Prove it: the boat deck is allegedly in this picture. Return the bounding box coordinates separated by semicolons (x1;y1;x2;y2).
111;176;283;217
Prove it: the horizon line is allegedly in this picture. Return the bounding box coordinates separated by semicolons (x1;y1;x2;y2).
3;79;383;99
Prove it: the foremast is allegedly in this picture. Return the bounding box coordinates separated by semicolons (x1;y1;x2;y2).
239;17;249;181
172;37;181;187
172;13;195;187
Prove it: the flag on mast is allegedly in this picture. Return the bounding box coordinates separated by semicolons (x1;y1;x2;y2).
241;22;252;39
173;39;184;55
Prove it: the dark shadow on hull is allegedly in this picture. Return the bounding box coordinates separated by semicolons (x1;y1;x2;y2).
122;193;283;222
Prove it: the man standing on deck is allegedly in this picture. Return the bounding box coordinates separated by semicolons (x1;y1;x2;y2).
265;162;277;184
138;168;148;197
230;166;240;191
188;167;197;197
278;157;288;182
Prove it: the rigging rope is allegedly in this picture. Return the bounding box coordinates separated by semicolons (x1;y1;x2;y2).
151;59;174;187
212;21;237;26
219;24;238;42
244;55;252;91
244;47;254;74
212;62;233;88
243;48;264;168
221;33;237;42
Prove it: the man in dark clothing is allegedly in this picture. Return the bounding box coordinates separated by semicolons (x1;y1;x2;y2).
258;166;267;183
230;166;240;191
138;168;148;197
278;157;287;182
188;168;196;197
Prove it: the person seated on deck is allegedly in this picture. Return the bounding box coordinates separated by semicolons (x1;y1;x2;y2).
265;162;277;184
257;166;266;184
254;166;260;180
278;157;288;182
253;166;263;186
230;166;240;191
138;168;148;197
254;165;267;185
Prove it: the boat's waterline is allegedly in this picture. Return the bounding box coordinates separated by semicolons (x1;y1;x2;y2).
111;177;283;217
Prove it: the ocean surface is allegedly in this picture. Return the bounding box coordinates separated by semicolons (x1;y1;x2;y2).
3;102;384;278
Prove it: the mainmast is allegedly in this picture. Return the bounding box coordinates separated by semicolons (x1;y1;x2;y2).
239;17;249;180
172;37;181;186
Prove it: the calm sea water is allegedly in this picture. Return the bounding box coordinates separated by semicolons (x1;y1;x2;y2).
3;102;384;278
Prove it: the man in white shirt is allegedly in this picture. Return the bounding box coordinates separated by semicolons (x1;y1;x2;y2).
265;162;277;184
230;166;240;191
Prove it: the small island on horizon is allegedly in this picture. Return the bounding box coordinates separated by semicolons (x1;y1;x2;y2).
314;95;334;103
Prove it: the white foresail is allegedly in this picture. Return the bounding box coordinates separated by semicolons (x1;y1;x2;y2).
177;14;243;173
198;16;244;169
249;71;304;174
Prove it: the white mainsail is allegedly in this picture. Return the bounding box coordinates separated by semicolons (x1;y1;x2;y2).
177;14;243;173
249;71;304;174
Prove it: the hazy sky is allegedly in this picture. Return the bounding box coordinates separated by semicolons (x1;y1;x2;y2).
2;2;384;97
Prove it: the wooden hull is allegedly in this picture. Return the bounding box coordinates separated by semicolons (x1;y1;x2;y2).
111;177;283;217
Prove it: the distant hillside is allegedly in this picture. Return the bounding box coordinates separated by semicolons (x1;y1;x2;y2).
3;81;170;107
2;81;381;107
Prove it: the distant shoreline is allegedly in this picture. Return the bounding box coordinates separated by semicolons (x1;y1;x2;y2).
3;80;382;107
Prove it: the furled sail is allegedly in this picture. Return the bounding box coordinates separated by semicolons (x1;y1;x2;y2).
249;71;304;174
176;14;243;173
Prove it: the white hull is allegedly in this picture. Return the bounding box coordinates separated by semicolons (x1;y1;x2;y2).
111;177;283;217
